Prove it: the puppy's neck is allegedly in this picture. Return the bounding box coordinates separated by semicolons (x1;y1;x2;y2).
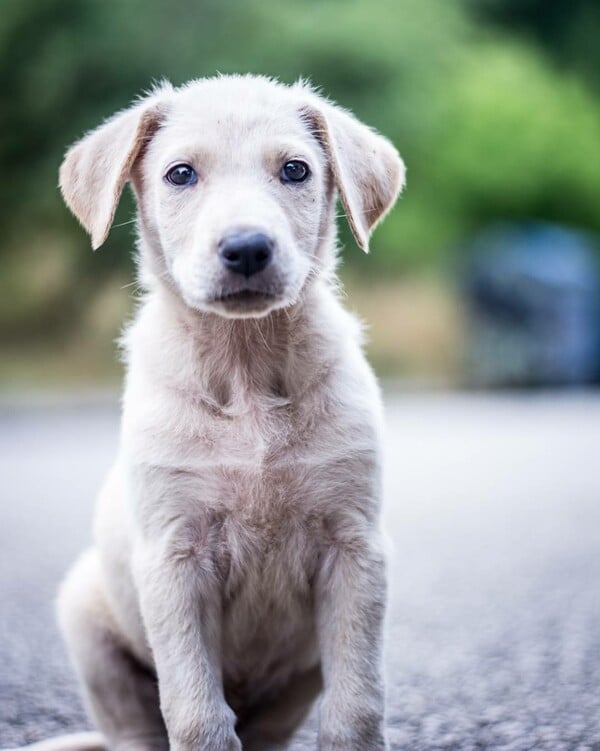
125;279;340;411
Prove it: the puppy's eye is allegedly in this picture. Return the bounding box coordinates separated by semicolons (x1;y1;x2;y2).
281;160;310;183
165;163;197;186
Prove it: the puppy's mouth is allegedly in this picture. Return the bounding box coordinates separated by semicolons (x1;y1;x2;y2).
213;289;278;303
207;286;285;317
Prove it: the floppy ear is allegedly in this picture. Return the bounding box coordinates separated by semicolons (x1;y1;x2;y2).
304;101;405;252
59;96;168;250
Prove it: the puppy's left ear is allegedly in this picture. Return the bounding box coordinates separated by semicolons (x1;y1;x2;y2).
303;100;405;252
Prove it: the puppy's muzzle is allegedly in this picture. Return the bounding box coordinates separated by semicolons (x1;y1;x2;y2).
218;230;274;278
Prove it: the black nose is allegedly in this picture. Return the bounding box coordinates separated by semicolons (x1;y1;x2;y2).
218;230;274;277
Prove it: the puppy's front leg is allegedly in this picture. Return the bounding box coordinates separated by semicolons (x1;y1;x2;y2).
134;538;240;751
316;531;389;751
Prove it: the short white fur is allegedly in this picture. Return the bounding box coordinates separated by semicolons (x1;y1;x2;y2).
19;75;405;751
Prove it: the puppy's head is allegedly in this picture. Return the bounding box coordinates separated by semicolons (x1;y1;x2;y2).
60;75;405;318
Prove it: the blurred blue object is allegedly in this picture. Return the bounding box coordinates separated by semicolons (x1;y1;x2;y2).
465;223;600;387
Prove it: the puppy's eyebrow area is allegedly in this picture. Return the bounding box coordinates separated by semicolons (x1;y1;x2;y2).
264;142;316;169
159;145;214;174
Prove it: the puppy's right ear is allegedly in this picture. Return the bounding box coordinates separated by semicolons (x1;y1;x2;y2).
59;90;170;250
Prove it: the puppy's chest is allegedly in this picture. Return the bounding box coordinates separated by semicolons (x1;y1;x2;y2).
212;451;324;597
171;402;328;585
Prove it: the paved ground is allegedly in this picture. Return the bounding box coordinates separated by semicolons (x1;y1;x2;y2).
1;392;600;750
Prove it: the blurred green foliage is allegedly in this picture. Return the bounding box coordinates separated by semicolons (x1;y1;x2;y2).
0;0;599;343
470;0;600;88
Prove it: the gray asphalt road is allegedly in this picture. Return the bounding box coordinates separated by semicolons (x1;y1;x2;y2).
1;393;600;750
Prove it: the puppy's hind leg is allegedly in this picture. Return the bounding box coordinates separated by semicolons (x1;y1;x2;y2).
57;551;168;751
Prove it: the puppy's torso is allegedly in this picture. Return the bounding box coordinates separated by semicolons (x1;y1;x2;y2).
94;286;382;707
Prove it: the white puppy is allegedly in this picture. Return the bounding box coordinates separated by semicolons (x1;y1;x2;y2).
33;75;404;751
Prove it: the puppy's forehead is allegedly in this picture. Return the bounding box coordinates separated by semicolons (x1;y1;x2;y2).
162;77;314;153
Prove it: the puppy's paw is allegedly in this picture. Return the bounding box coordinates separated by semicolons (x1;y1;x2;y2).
171;724;241;751
318;717;388;751
319;739;388;751
208;733;241;751
172;735;241;751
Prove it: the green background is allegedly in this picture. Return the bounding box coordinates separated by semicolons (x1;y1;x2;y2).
1;0;598;385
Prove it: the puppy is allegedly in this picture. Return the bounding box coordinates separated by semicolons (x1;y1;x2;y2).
41;75;404;751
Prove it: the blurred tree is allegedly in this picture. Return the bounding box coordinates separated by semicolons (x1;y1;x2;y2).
470;0;600;88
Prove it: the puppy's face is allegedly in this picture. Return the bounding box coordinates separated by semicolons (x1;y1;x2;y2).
139;81;328;317
60;76;405;319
